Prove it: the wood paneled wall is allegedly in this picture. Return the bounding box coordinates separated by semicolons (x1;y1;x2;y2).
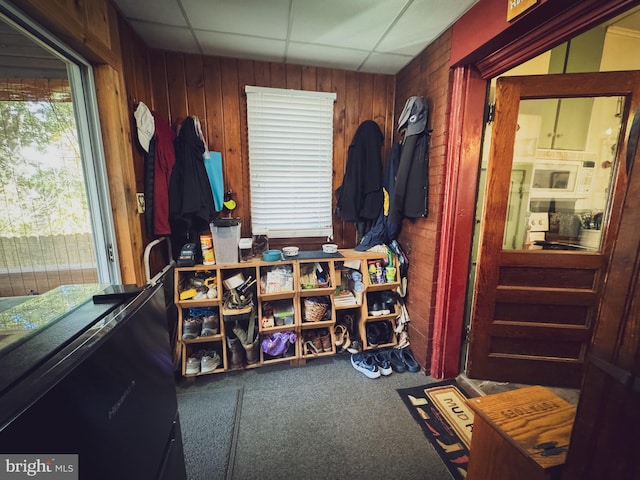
394;30;453;371
145;51;396;248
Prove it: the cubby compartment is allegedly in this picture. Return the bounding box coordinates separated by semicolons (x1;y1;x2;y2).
260;330;298;364
298;261;333;294
182;342;225;377
259;262;295;295
333;259;364;308
299;326;335;358
300;295;333;326
259;298;297;332
175;267;220;305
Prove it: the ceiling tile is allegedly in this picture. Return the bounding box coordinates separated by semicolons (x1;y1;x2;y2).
112;0;187;27
359;52;414;74
129;21;200;53
289;0;406;51
195;31;286;63
181;0;291;39
286;42;369;71
377;0;477;55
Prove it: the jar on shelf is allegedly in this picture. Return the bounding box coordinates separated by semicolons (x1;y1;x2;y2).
252;229;269;257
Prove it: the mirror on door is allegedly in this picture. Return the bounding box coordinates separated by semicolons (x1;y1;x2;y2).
502;95;623;252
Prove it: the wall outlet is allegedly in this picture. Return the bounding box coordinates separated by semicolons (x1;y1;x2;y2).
136;193;145;214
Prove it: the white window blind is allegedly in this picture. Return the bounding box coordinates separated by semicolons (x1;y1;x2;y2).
245;85;336;238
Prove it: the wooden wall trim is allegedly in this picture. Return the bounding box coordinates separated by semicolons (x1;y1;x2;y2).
94;64;143;284
430;65;486;379
8;0;121;69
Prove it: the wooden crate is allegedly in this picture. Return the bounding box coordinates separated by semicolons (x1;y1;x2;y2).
466;386;576;480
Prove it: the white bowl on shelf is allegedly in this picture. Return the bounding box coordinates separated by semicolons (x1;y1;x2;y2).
282;246;299;257
322;243;338;254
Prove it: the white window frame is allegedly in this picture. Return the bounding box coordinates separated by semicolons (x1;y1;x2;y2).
245;85;336;239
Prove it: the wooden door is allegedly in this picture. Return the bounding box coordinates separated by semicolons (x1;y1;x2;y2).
562;104;640;480
467;71;640;388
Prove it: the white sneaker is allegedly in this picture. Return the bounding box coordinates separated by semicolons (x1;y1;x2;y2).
350;353;381;379
186;355;201;375
201;351;221;373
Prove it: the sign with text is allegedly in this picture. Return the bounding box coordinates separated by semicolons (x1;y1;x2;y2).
0;455;78;480
507;0;538;21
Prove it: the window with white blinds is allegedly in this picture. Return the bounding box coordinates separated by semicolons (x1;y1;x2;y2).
245;86;336;238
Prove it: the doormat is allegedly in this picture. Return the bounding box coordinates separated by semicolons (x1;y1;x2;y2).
397;380;474;480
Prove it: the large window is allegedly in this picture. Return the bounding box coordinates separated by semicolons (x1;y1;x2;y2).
245;86;336;238
0;4;117;296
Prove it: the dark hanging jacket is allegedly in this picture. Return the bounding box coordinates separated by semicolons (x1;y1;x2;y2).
388;96;430;225
336;120;384;223
169;117;216;236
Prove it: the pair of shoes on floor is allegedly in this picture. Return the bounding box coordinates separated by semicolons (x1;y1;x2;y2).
380;347;420;373
366;321;393;347
350;350;395;379
186;349;221;375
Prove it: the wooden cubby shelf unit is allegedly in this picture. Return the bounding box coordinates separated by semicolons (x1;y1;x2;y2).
174;249;400;378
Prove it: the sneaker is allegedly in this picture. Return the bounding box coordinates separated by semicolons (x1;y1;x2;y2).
182;317;203;340
346;339;362;354
351;352;381;379
368;302;384;316
201;350;221;373
185;354;201;375
201;314;220;336
372;351;393;376
378;321;393;344
366;323;380;347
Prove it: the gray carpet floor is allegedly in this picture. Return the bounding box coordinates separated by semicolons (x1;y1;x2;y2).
176;354;453;480
178;386;243;480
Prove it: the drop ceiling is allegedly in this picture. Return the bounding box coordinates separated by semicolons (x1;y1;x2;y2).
112;0;479;75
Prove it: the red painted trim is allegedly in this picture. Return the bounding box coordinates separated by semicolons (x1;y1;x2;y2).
431;66;486;379
451;0;640;74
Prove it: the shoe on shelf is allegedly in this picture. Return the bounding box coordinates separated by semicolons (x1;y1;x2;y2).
333;324;347;349
201;350;221;373
304;340;320;355
346;339;362;354
368;302;384;317
185;354;201;375
342;314;355;333
372;351;393;376
200;314;220;336
400;348;420;372
351;352;381;379
386;348;406;373
366;323;380;347
380;291;397;312
340;329;351;353
318;330;332;352
378;321;393;344
182;317;203;340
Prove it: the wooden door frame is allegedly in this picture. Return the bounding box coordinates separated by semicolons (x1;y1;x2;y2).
431;0;640;379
